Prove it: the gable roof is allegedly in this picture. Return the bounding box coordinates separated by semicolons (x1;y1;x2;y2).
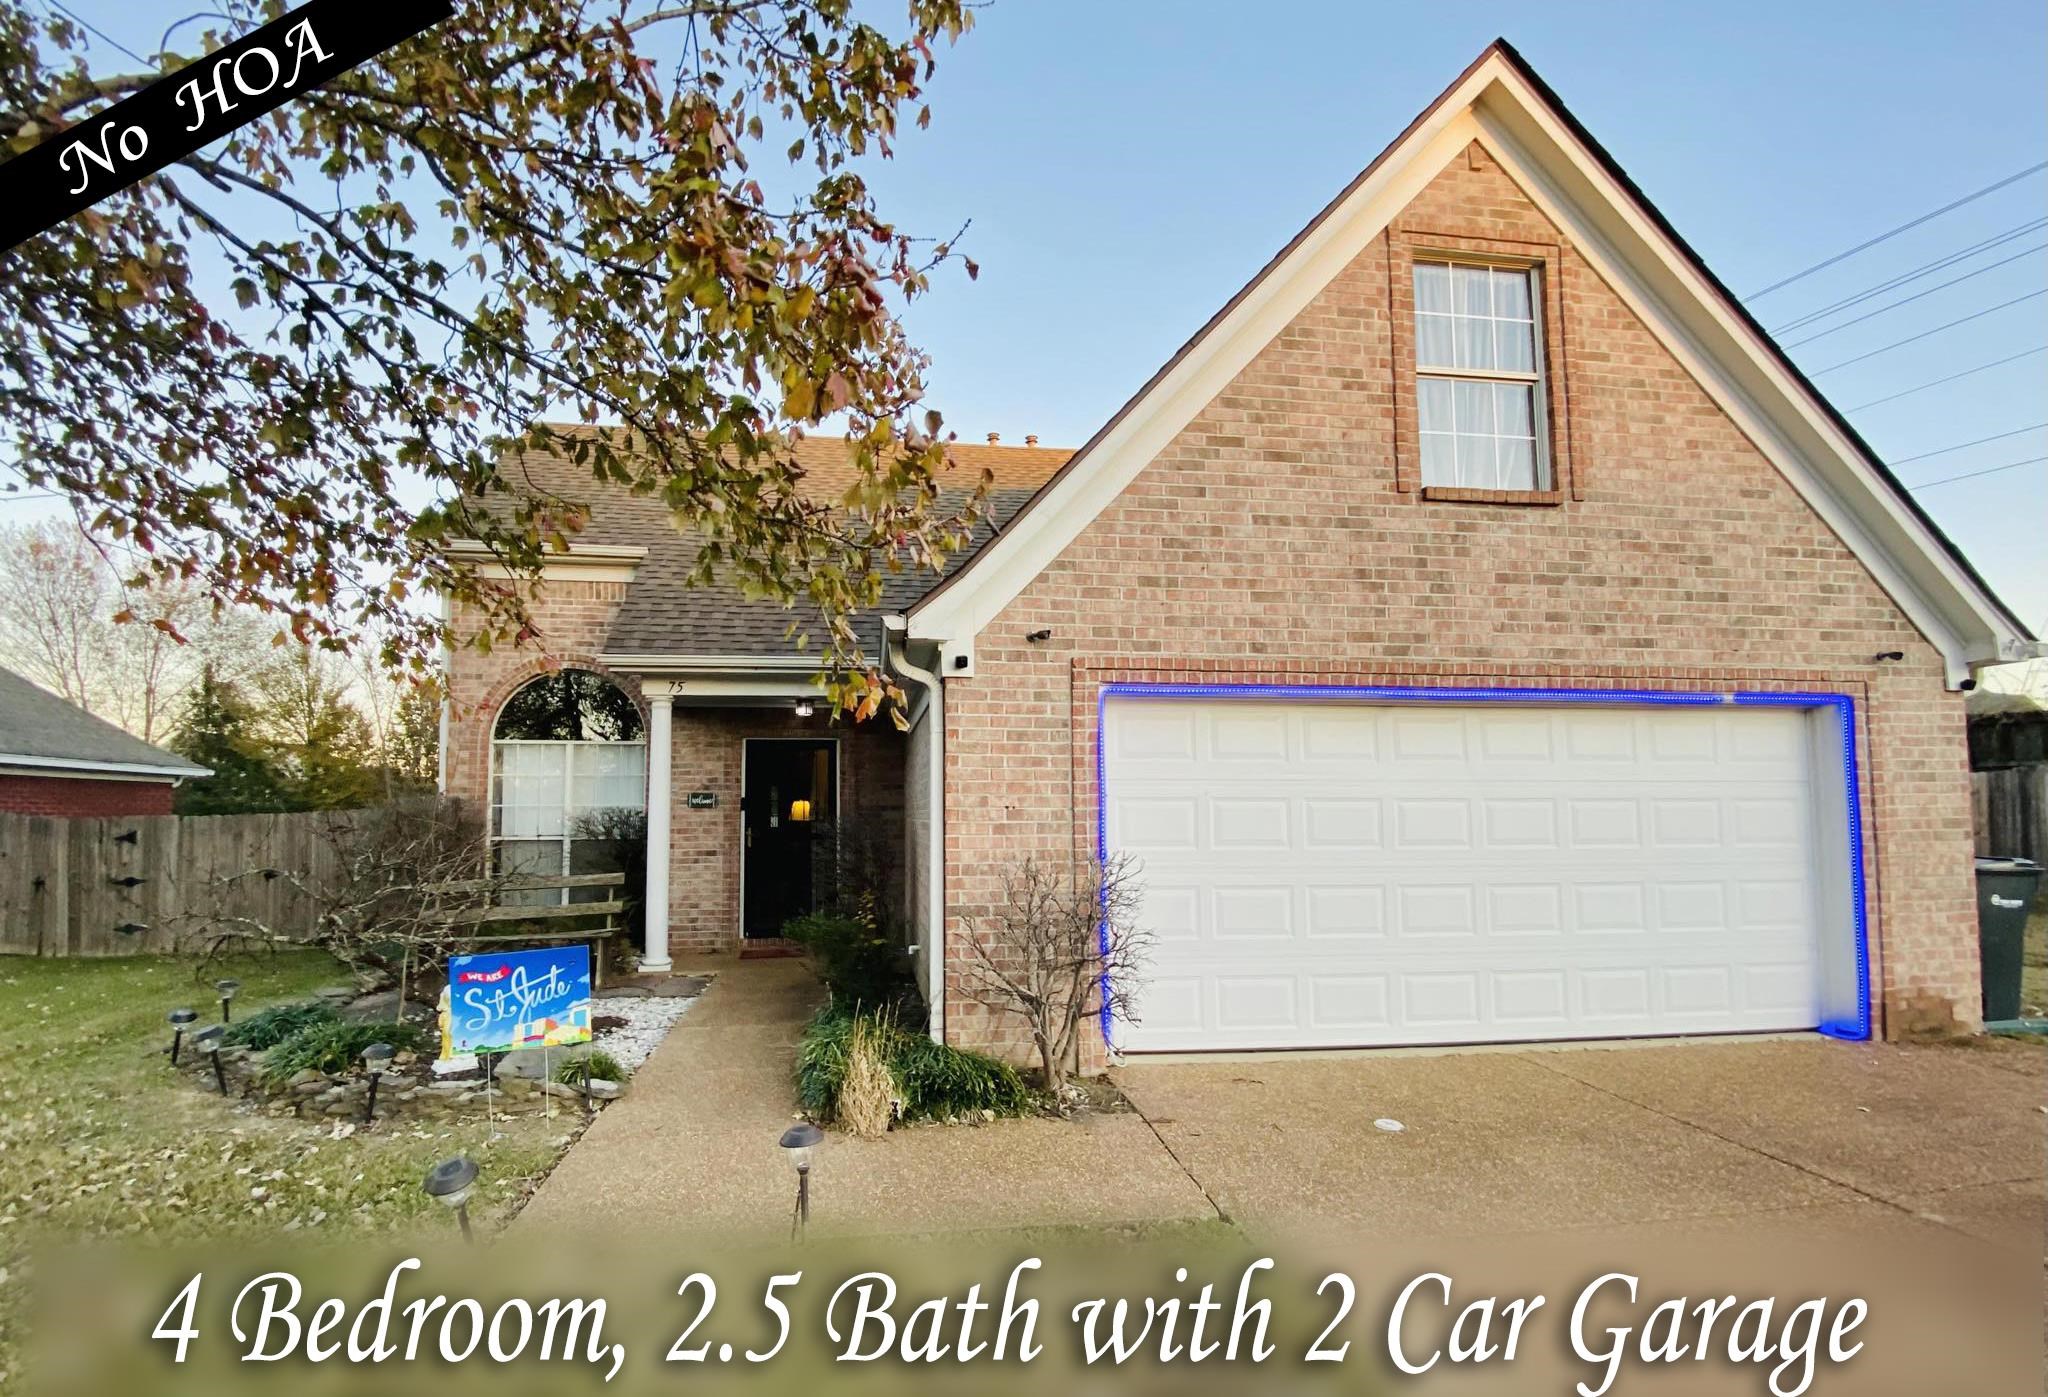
906;39;2036;686
0;665;208;781
470;432;1072;659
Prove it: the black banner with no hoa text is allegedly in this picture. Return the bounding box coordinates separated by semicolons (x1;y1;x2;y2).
0;0;454;254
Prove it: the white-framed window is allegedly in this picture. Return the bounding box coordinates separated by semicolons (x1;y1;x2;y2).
490;670;646;904
1413;259;1549;491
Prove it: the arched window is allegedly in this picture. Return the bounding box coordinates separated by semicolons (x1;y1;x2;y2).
491;671;646;893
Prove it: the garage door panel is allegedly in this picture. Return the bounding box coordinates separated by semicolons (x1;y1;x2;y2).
1212;886;1293;939
1305;885;1385;937
1311;976;1391;1028
1107;698;1835;1051
1402;973;1482;1026
1215;976;1297;1030
1210;797;1291;850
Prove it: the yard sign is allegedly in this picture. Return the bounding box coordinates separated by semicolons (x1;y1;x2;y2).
441;945;592;1060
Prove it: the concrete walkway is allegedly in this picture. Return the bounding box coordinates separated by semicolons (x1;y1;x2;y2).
517;958;1210;1239
523;958;2043;1253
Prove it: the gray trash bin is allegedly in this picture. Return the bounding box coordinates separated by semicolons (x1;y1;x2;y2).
1975;856;2043;1023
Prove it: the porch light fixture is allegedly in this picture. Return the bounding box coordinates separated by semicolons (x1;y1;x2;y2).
214;978;240;1023
360;1042;395;1123
793;699;814;719
779;1121;823;1240
167;1007;199;1065
423;1156;480;1242
788;799;812;823
193;1024;228;1095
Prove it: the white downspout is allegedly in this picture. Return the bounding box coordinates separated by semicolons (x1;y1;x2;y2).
886;615;946;1045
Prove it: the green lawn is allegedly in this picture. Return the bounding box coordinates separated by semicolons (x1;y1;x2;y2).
0;951;571;1388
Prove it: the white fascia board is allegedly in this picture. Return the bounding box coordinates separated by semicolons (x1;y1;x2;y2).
672;676;823;702
598;653;821;672
907;101;1495;646
444;540;647;584
1471;69;2021;683
0;753;208;780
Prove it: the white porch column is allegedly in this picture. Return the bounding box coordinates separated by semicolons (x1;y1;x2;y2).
640;680;677;973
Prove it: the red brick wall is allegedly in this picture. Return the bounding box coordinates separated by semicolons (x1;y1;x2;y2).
940;145;1979;1063
0;775;175;817
445;579;905;958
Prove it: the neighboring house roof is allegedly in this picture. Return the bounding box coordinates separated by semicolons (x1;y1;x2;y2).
904;38;2038;687
0;665;209;781
470;433;1072;660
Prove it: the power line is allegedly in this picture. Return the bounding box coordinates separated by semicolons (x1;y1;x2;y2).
1745;161;2048;301
1844;345;2048;411
38;0;150;68
1888;423;2046;466
1770;217;2048;335
0;491;63;503
1779;243;2046;348
1806;289;2047;375
1904;455;2047;491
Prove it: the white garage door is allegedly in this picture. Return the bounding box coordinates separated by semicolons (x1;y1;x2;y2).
1104;699;1838;1051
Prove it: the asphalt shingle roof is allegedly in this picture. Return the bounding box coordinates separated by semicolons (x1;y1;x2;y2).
0;665;207;775
469;431;1070;659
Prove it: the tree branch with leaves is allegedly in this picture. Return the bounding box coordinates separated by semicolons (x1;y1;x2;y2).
2;0;986;715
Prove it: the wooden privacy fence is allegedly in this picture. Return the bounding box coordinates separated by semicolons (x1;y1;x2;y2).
0;810;360;957
1973;766;2047;866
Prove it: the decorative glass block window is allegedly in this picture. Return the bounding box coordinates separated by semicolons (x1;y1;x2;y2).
1413;259;1548;490
490;671;646;904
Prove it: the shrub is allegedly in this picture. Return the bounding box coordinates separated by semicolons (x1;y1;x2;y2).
223;1000;338;1051
793;1005;1028;1125
783;912;914;1011
892;1031;1029;1120
554;1050;629;1085
261;1019;430;1083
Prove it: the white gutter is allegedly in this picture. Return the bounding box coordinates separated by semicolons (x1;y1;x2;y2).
885;614;946;1045
0;752;211;780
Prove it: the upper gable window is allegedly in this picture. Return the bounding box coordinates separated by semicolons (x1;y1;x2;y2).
1413;260;1548;491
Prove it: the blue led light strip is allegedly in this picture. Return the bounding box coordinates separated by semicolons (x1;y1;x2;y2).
1093;682;1873;1050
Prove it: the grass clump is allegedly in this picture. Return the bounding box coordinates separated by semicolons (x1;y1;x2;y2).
553;1050;629;1085
837;1014;900;1138
222;1000;338;1051
261;1018;430;1083
795;1005;1028;1126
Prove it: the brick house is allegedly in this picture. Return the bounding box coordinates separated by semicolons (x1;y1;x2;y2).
0;665;209;817
441;42;2037;1067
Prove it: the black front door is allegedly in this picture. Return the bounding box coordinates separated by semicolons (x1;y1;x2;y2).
742;739;837;938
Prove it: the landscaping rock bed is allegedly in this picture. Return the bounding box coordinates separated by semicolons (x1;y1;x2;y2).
174;974;709;1123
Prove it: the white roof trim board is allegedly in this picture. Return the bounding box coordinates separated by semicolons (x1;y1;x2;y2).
907;41;2034;688
0;752;206;781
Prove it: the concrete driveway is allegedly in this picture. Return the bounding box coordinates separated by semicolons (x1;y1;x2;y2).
526;957;2042;1255
1112;1035;2046;1248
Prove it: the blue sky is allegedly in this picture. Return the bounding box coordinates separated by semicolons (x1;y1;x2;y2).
28;1;2048;634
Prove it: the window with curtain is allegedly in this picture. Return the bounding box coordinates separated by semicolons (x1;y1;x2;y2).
490;671;646;901
1413;259;1549;491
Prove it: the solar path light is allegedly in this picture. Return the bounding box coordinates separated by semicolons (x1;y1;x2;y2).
193;1024;228;1095
214;978;240;1023
423;1156;480;1242
360;1042;395;1123
779;1121;823;1240
167;1008;198;1066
